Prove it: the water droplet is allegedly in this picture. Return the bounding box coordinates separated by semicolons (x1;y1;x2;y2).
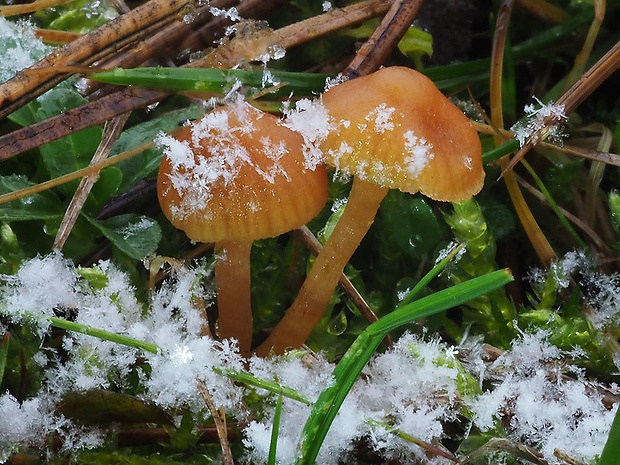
327;309;347;336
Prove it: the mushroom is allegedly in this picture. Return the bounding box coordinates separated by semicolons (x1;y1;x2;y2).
256;66;485;356
157;100;328;356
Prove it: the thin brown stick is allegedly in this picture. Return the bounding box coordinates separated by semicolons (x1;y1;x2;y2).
53;113;130;249
0;0;390;160
344;0;426;78
501;38;620;176
196;380;235;465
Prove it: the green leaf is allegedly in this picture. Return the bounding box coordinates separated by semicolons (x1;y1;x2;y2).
84;214;162;260
35;88;103;193
0;175;64;221
379;192;442;259
397;27;433;64
0;332;10;386
599;405;620;465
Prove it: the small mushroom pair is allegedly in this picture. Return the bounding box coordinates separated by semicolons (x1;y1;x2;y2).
158;67;484;357
255;66;485;356
157;100;328;356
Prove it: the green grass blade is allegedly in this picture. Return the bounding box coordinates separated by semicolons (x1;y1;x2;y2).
48;316;160;354
599;405;620;465
0;332;9;386
268;393;284;465
296;269;514;465
482;139;520;164
213;367;311;405
89;67;331;97
398;242;466;307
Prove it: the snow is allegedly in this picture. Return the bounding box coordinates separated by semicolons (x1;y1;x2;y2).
0;250;617;462
282;98;334;170
157;100;298;223
403;129;434;177
511;96;568;147
471;331;616;464
0;17;50;83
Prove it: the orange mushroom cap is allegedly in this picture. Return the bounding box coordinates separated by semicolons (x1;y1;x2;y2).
320;66;484;202
157;101;328;243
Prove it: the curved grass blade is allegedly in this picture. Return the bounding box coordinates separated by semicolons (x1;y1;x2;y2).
296;269;514;465
89;67;332;97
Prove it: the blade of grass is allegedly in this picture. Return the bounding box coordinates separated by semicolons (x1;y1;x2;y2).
0;332;9;386
89;67;331;97
268;393;284;465
48;316;159;354
599;405;620;465
520;158;586;248
49;315;312;404
296;268;514;465
397;241;466;307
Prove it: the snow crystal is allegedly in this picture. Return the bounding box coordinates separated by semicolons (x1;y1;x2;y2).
322;2;333;12
0;394;53;458
511;96;567;147
0;18;50;83
365;103;397;134
209;6;242;22
157;101;299;222
472;331;615;464
243;334;469;464
282;98;334;170
403;129;434;177
528;250;620;331
1;252;79;330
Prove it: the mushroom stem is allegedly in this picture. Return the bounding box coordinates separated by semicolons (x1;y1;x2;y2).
215;240;253;356
256;178;388;356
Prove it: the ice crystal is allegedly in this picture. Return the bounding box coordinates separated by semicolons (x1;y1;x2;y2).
0;17;50;82
511;96;567;147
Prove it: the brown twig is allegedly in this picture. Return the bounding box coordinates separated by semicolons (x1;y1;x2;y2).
196;380;235;465
344;0;426;78
53;113;130;250
0;0;191;117
0;0;391;160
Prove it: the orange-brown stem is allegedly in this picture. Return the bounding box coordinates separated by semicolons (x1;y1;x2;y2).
255;178;388;356
215;240;253;356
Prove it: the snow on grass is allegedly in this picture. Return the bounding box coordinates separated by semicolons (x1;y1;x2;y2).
471;330;616;464
0;253;616;463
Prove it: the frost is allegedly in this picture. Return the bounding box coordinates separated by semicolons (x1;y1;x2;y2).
1;252;80;331
529;250;620;331
0;17;50;82
282;98;334;170
472;331;615;463
365;103;397;134
403;129;434;177
209;6;242;22
243;334;469;464
511;96;567;147
156;100;298;222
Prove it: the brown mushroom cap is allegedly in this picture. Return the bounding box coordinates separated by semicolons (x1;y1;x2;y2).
320;66;484;202
157;101;328;243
